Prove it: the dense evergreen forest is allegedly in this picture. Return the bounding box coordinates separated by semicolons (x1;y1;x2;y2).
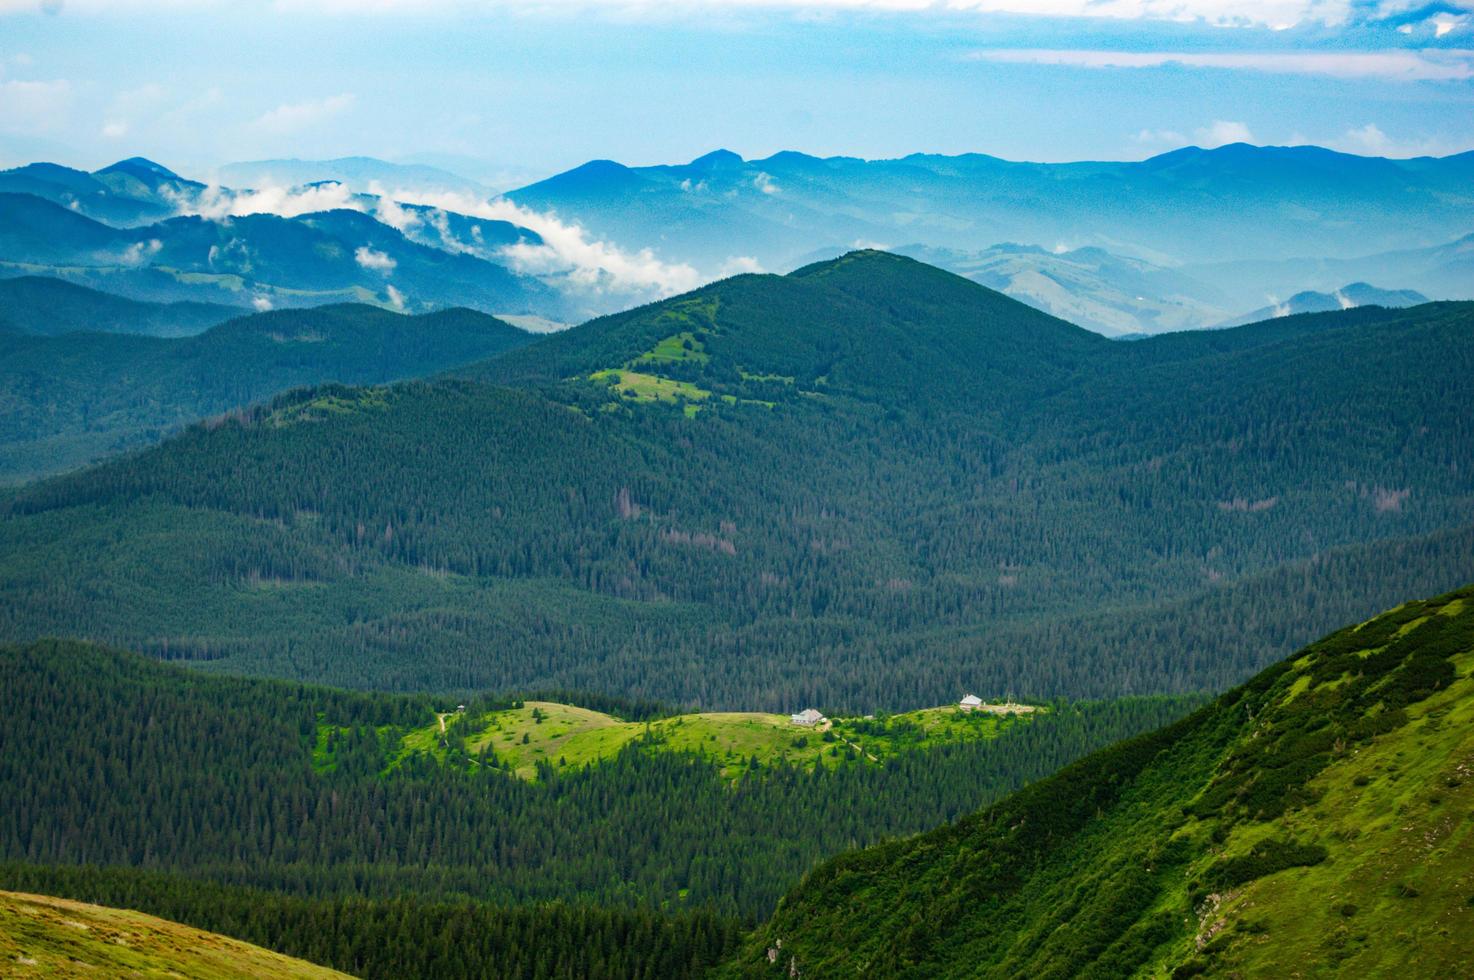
0;301;533;484
0;866;740;980
724;584;1474;978
2;252;1470;709
0;639;1198;922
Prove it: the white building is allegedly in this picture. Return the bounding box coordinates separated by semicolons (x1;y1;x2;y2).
959;694;983;712
790;708;824;726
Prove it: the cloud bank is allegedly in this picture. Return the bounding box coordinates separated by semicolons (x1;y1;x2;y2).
9;0;1473;31
969;48;1474;81
170;178;704;301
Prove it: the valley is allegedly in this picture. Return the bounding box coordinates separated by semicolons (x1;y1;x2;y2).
0;23;1470;969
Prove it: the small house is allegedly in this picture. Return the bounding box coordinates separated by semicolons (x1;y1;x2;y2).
790;708;824;726
959;694;983;712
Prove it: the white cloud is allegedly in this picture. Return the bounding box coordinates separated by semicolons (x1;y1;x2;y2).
252;294;274;311
87;0;1468;32
1329;122;1456;157
1133;127;1187;145
111;238;162;267
385;283;406;309
177;180;360;219
719;255;764;275
100;120;127;138
752;171;780;195
249;93;355;134
369;186;423;232
18;0;1474;30
1196;119;1255;146
381;187;704;298
355;245;396;272
968;48;1474;81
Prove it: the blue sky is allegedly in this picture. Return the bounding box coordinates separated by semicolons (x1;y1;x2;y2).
1;1;1471;184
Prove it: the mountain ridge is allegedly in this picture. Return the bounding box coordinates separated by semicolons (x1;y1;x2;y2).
725;584;1474;977
3;252;1470;710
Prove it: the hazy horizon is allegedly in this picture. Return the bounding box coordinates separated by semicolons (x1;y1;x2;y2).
3;0;1472;180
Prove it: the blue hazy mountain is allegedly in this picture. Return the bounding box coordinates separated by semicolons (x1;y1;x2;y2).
1221;282;1430;327
0;157;203;226
0;191;561;317
217;157;493;197
508;143;1474;284
882;243;1234;337
1194;233;1474;306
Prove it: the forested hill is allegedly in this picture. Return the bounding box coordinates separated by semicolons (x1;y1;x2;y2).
2;252;1472;710
723;585;1474;978
0;275;241;337
0;636;1193;976
0;302;533;484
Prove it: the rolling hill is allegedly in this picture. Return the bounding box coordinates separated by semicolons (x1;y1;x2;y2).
724;585;1474;978
0;302;534;484
0;890;352;979
2;252;1470;710
0;275;242;337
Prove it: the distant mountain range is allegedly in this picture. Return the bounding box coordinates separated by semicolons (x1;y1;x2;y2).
1220;282;1428;327
507;144;1474;271
217;156;493;198
1195;232;1474;307
0;187;559;316
0;156;203;226
2;145;1469;335
872;242;1233;337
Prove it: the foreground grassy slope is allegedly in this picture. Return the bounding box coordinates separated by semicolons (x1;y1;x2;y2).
727;585;1474;978
0;890;351;979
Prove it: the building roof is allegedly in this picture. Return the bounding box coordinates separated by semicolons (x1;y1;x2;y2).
960;694;983;706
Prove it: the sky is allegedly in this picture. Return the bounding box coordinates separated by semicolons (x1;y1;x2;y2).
1;0;1472;185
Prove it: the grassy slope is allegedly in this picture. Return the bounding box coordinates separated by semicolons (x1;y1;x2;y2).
0;890;351;979
369;700;1034;780
725;586;1474;978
